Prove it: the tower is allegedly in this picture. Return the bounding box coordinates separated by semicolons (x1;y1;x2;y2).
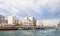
8;16;16;24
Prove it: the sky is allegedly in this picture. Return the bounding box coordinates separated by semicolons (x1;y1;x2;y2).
0;0;60;23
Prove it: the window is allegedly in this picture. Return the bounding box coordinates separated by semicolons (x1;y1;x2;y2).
24;22;28;24
29;20;33;24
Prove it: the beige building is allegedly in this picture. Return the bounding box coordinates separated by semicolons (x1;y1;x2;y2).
0;15;5;24
23;16;36;26
15;20;22;26
8;16;16;24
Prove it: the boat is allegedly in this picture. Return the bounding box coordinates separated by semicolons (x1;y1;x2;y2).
0;26;18;30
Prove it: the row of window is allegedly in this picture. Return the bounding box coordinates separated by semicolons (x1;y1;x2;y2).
23;21;33;24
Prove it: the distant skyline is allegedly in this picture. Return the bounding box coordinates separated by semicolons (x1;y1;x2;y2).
0;0;60;21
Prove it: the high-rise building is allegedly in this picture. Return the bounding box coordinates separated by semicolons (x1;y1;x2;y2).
23;16;36;26
0;15;5;24
8;16;16;24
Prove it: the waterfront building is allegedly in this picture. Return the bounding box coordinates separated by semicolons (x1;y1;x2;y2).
19;20;23;25
23;16;36;26
58;22;60;27
0;15;5;24
43;20;58;28
3;20;8;24
23;20;29;26
36;20;43;27
15;20;22;26
8;16;16;24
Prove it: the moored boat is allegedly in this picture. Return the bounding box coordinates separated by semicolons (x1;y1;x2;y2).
0;27;18;30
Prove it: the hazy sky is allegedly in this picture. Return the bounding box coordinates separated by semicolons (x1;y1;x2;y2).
0;0;60;20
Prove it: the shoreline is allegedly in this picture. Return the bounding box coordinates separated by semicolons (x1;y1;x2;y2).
0;27;56;30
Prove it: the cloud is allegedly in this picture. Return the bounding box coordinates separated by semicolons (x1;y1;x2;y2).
0;0;60;19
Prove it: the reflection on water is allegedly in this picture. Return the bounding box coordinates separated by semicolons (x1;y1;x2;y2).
0;28;60;36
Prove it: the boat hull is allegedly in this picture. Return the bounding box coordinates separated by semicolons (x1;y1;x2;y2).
0;27;18;30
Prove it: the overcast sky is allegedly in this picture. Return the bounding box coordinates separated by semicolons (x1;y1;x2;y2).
0;0;60;23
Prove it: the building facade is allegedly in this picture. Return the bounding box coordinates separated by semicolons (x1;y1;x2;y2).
15;20;22;26
8;16;16;24
36;21;43;27
23;16;36;26
0;15;5;24
58;22;60;27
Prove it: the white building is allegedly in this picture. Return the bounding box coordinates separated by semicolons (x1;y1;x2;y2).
36;20;43;27
15;19;23;25
23;16;36;26
23;20;29;25
8;16;16;24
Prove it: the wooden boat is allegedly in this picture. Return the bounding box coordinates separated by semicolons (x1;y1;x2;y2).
0;26;18;30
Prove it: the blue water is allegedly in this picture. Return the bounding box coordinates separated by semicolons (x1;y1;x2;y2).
0;28;60;36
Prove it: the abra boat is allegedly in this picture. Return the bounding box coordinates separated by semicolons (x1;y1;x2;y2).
0;26;18;30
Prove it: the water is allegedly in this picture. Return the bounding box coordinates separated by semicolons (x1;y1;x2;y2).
0;28;60;36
